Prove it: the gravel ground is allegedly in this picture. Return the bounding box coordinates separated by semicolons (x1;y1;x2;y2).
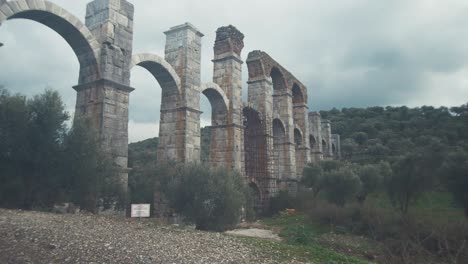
0;209;298;264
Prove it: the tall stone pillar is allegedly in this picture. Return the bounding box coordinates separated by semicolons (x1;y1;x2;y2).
293;102;310;181
273;91;296;192
332;134;341;159
211;25;244;173
246;51;276;210
309;112;324;162
74;0;135;192
164;23;203;163
322;119;333;158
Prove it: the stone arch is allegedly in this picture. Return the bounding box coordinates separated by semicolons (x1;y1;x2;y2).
294;128;303;146
249;181;262;212
322;139;327;151
273;118;287;182
270;67;287;92
309;135;316;150
292;83;305;105
243;107;267;182
0;0;101;84
130;53;183;163
131;53;181;108
199;82;229;126
273;118;286;140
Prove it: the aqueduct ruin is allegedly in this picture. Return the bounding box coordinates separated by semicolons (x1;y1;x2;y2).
0;0;340;211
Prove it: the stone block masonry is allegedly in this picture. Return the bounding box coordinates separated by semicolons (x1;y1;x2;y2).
0;0;341;212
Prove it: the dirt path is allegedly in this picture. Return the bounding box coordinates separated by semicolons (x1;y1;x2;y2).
0;209;298;264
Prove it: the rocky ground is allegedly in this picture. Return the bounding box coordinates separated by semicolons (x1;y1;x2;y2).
0;209;300;264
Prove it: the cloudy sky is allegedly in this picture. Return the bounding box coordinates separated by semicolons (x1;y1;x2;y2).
1;0;468;142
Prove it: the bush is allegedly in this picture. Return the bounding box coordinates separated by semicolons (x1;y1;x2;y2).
442;149;468;218
62;118;124;213
166;164;249;231
386;151;441;213
268;190;296;216
302;163;324;198
306;200;468;263
322;167;361;207
355;162;388;203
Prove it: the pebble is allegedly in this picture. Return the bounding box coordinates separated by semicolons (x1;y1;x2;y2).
0;209;299;263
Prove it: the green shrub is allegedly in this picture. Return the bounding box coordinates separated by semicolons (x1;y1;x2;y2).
355;162;388;203
306;200;468;263
166;164;249;231
386;151;442;213
322;167;361;207
268;190;296;216
442;149;468;218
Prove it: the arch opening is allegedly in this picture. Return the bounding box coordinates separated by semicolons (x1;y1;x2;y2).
243;107;267;182
292;83;305;105
270;67;287;93
200;83;229;126
294;128;302;147
1;1;100;84
273;118;286;181
249;182;262;212
309;135;316;151
131;54;181;111
322;139;327;153
199;83;229;165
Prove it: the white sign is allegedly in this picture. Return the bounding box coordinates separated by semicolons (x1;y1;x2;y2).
131;204;151;218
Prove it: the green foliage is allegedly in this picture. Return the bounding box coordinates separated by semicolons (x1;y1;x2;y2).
386;150;443;213
301;163;324;198
62;118;123;212
268;190;296;216
128;138;159;204
258;213;370;263
166;164;249;231
0;88;69;208
320;105;467;163
303;161;362;207
355;162;387;203
305;199;468;263
441;148;468;217
322;167;361;207
0;87;122;212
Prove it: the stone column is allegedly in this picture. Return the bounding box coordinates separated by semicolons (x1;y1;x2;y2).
332;134;341;159
164;23;203;163
74;0;135;192
246;51;276;210
211;25;244;173
322;119;333;158
273;92;296;192
293;102;310;182
309;112;323;162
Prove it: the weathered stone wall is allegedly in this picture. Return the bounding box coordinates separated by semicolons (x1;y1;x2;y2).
1;0;344;213
321;119;333;158
164;23;203;163
308;112;324;162
210;25;245;173
74;0;135;191
332;134;341;159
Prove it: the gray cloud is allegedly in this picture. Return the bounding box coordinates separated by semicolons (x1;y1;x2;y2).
1;0;468;142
